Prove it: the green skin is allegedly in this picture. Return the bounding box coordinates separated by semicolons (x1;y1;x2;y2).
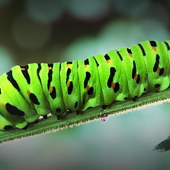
0;40;170;130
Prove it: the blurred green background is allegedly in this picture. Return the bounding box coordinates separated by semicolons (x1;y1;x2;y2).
0;0;170;169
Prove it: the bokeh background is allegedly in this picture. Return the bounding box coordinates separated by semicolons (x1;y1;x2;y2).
0;0;170;169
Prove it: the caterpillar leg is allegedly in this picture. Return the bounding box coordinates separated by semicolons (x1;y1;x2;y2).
0;114;13;130
43;115;48;119
102;105;107;110
76;111;79;115
22;125;28;130
132;96;138;101
57;109;74;120
0;114;28;130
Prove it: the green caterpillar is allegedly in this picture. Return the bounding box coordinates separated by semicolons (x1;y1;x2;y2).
0;40;170;130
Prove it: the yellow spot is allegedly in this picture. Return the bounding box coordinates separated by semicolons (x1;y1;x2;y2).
21;68;26;71
67;64;71;67
27;90;31;96
85;65;88;68
107;60;111;64
129;53;133;58
111;81;115;90
157;67;160;74
1;104;6;109
67;80;70;88
86;84;90;91
49;86;53;93
48;67;52;70
152;47;157;51
135;73;138;81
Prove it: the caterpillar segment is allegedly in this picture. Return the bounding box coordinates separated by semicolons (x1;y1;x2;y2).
0;40;170;130
78;56;104;111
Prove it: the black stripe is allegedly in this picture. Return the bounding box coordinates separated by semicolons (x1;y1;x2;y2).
67;62;72;65
93;56;99;67
150;41;157;47
132;61;136;79
107;67;116;88
74;101;78;108
156;54;160;62
68;81;73;94
114;82;119;93
47;64;53;90
153;54;160;72
7;70;20;92
136;74;140;84
29;93;40;105
155;84;160;88
138;44;146;56
84;72;91;89
164;41;170;50
116;51;123;61
50;86;56;99
20;65;30;84
84;59;89;65
104;54;110;60
127;48;132;54
59;63;61;71
6;103;25;116
37;64;42;82
87;87;93;95
159;68;164;76
66;68;71;83
4;125;13;130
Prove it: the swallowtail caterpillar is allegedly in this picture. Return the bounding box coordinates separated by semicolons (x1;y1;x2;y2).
0;40;170;131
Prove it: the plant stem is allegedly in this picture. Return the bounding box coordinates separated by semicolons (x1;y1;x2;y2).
1;88;170;144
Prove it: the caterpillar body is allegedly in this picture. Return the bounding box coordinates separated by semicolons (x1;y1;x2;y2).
0;40;170;131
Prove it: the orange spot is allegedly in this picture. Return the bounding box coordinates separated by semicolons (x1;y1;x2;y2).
152;47;157;51
86;84;90;91
157;67;160;74
1;104;6;109
49;86;53;93
111;81;115;90
66;80;70;88
21;68;26;71
85;65;88;68
48;67;52;70
107;60;111;64
135;73;138;81
67;64;71;67
129;53;133;58
27;90;31;96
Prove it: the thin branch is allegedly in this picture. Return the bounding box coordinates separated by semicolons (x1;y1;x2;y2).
1;88;170;144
